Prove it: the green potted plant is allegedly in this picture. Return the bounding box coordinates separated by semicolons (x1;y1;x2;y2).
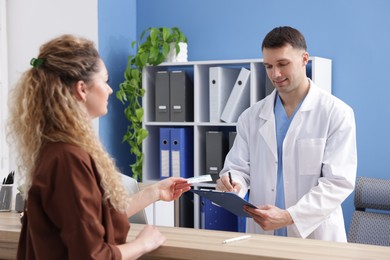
116;26;188;181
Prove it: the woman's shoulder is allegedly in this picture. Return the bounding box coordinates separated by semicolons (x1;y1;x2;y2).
34;142;95;182
37;142;92;170
42;142;89;158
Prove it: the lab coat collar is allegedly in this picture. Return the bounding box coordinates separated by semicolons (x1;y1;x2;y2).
258;89;277;121
258;78;320;120
258;90;278;161
257;78;320;162
299;79;320;112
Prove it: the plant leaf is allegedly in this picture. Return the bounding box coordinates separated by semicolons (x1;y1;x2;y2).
162;27;170;42
162;42;170;57
115;26;188;181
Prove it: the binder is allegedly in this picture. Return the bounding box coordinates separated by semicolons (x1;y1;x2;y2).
220;67;251;123
171;127;193;179
229;131;237;150
155;71;170;122
265;75;274;96
175;191;194;228
170;127;194;228
159;128;171;179
205;131;226;177
170;71;193;122
209;67;240;122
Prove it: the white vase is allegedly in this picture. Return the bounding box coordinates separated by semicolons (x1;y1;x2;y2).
165;42;188;63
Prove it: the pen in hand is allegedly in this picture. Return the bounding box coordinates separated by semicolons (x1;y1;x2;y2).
228;171;236;193
228;172;233;186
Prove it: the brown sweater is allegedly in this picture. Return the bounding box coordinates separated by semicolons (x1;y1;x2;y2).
17;142;130;260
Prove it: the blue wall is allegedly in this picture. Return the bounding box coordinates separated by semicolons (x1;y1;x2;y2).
98;0;137;176
98;0;390;233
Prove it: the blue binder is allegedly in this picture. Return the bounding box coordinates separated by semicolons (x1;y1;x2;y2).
159;128;171;179
170;128;193;179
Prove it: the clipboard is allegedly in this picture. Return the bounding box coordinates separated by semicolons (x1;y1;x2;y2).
190;189;257;218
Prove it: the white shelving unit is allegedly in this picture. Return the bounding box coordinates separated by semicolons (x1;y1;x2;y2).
142;57;332;228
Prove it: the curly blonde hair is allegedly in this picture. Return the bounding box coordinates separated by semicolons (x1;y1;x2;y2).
7;34;129;212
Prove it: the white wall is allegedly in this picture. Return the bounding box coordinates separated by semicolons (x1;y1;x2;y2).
5;0;98;179
0;0;9;178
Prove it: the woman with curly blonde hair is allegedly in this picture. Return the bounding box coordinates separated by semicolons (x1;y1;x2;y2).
8;34;191;260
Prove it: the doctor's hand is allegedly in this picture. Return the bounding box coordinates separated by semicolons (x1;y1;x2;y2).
216;174;241;193
243;204;293;231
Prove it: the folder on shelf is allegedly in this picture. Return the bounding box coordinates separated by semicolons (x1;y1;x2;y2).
159;128;171;179
265;75;274;96
171;127;193;179
155;71;170;122
220;67;251;123
205;131;226;177
192;189;256;218
175;191;194;228
170;71;193;122
229;131;237;150
209;67;240;122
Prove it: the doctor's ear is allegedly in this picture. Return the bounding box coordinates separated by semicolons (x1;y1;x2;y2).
74;80;88;102
302;52;309;66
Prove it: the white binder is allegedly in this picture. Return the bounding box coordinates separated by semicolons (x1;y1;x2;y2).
209;67;240;122
220;67;250;123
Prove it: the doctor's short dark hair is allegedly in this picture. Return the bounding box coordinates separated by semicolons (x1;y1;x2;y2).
262;26;307;51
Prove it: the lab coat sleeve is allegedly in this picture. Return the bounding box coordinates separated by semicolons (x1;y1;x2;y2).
287;105;357;238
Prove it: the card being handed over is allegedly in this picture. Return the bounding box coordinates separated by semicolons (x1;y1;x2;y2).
186;175;212;184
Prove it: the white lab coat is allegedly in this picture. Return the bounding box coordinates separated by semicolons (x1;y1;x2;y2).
221;80;357;242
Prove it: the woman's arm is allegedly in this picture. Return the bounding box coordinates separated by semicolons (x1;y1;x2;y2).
119;177;191;259
125;177;191;218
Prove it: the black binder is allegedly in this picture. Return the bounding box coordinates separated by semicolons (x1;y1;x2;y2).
205;131;226;176
155;71;170;121
229;131;237;150
170;71;193;122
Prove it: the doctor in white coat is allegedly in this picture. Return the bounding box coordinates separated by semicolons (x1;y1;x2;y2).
216;26;357;242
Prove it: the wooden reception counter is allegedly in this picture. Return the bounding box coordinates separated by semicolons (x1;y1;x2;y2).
1;211;390;259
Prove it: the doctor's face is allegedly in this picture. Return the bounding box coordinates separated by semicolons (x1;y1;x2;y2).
263;44;308;95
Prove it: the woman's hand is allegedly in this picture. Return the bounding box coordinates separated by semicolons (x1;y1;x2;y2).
117;225;166;259
154;177;191;201
135;225;166;251
126;177;191;218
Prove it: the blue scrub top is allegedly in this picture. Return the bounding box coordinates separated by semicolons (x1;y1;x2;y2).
274;93;304;236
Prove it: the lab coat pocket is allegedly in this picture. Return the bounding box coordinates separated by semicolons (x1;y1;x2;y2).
297;138;326;175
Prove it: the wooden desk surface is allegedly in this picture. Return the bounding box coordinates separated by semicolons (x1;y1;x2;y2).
0;212;21;259
1;211;390;260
